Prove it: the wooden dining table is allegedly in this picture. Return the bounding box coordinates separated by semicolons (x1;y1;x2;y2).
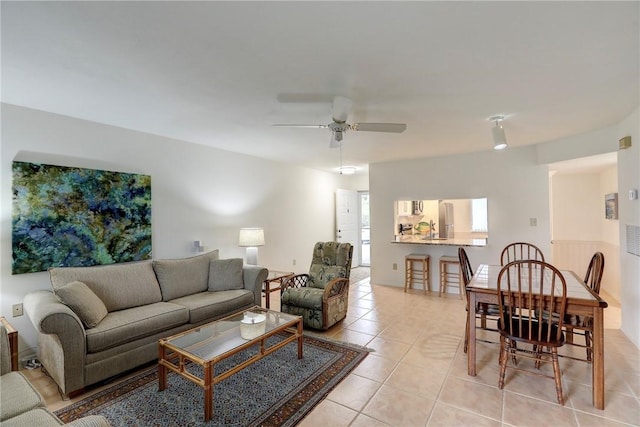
466;264;609;409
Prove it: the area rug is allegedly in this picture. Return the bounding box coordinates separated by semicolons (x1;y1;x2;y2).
55;334;368;427
350;266;370;284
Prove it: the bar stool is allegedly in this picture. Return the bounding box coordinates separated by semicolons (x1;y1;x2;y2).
439;255;463;299
404;253;430;293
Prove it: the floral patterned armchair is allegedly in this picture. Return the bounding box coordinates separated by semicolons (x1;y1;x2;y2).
281;242;353;330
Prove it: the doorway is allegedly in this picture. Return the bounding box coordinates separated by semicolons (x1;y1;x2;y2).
360;192;370;266
548;152;621;326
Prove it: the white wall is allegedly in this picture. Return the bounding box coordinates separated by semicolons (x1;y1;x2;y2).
370;145;552;288
616;108;640;348
552;173;603;241
550;167;620;302
0;104;342;357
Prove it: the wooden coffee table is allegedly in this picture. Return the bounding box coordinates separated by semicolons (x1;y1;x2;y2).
158;307;303;421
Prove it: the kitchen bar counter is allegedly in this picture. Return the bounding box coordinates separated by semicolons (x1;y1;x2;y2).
391;235;487;247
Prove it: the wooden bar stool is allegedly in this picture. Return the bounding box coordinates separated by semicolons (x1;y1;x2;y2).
439;255;463;299
404;253;430;293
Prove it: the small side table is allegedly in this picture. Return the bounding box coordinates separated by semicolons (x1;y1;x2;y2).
0;316;19;371
263;270;294;309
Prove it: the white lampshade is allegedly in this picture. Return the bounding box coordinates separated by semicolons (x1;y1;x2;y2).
238;228;265;247
239;228;265;266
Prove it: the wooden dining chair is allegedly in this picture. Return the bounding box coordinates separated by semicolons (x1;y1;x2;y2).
497;260;568;405
500;242;545;265
563;252;605;362
458;247;500;353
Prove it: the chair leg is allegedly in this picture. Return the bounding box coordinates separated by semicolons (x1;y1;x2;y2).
534;345;543;369
585;330;593;362
510;341;518;365
551;348;565;405
498;337;508;389
464;311;469;353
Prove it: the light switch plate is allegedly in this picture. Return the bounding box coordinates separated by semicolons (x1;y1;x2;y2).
12;303;23;317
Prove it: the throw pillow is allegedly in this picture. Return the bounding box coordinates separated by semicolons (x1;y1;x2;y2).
153;250;220;301
208;258;244;291
55;281;108;328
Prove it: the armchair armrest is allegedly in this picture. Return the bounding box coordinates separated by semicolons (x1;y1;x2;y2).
322;278;350;302
282;274;310;291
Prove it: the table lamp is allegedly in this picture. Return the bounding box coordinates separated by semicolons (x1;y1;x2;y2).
238;228;265;265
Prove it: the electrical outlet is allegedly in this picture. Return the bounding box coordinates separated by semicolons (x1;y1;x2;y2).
529;218;537;227
392;263;398;270
292;259;296;266
12;303;23;317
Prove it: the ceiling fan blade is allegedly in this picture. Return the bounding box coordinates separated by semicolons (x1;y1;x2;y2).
332;96;352;123
352;123;407;133
272;124;329;129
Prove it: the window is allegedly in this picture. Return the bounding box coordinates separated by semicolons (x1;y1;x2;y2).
472;198;488;232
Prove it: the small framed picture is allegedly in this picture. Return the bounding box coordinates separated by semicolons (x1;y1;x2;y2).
605;193;618;220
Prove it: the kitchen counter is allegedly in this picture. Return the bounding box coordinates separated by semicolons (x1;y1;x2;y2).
391;235;487;247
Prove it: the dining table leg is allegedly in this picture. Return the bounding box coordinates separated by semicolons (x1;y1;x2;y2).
467;292;477;376
592;307;605;409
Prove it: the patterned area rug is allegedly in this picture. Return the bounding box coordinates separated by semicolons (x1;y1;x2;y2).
350;266;370;284
55;334;368;427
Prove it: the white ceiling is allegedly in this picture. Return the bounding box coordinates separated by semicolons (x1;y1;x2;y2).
2;1;638;174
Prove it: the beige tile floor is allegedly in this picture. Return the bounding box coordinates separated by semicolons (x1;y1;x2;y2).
24;273;639;427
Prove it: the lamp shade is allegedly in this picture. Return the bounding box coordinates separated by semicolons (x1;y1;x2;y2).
238;228;265;247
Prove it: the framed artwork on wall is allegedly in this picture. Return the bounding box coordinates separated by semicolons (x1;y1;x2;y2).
11;161;152;274
605;193;618;220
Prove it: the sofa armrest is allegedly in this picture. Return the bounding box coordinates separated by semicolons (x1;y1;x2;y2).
242;266;268;305
23;290;87;395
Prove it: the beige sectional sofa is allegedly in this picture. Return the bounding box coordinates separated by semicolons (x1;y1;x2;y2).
23;250;268;397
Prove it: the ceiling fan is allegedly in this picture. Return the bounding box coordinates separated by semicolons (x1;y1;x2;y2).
273;96;407;147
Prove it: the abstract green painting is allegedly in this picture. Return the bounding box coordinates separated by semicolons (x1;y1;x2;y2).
12;161;152;274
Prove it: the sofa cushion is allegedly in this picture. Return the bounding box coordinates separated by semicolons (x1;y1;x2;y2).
85;302;189;353
153;250;220;301
170;290;254;324
0;371;45;421
208;258;243;291
49;261;162;312
54;281;108;328
0;407;63;427
281;287;324;310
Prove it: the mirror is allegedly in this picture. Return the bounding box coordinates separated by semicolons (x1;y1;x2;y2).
395;198;488;240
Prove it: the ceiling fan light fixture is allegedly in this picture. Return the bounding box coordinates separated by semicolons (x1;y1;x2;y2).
273;96;407;149
490;115;508;150
338;166;357;175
